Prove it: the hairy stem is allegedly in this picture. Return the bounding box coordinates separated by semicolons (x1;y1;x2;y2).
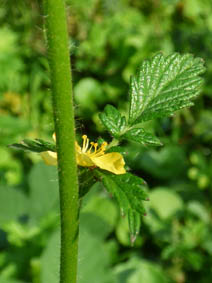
42;1;79;282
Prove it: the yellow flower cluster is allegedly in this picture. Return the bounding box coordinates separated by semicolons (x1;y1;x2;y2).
41;134;126;175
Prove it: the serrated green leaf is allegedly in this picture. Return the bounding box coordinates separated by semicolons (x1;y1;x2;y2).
98;171;129;216
9;138;56;153
99;104;126;137
128;53;205;124
123;127;162;146
96;171;148;238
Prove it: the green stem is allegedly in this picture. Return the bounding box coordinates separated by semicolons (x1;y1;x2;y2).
42;1;79;283
107;138;119;149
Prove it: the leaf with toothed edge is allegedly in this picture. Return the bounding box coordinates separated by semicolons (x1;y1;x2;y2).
123;127;162;146
99;104;127;137
128;53;205;124
95;170;148;243
99;53;204;148
128;210;141;245
9;139;56;153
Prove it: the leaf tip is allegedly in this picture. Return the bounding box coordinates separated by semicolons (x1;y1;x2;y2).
130;234;137;246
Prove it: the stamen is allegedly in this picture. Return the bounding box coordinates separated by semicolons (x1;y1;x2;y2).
100;142;108;151
87;142;95;153
79;135;106;157
94;143;98;153
82;135;89;152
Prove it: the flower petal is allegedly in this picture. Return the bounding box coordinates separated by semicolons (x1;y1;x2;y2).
40;151;57;166
76;152;94;167
92;152;126;175
75;141;81;152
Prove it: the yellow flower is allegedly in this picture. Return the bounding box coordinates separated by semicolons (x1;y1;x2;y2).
41;134;126;175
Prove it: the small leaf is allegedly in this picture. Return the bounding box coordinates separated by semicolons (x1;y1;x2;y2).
128;53;205;124
99;105;126;137
9;139;56;153
35;139;56;151
96;171;148;238
123;127;162;146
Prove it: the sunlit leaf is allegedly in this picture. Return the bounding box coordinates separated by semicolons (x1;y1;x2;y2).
128;53;205;124
123;127;162;146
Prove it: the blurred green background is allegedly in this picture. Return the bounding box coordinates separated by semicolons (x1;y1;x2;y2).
0;0;212;282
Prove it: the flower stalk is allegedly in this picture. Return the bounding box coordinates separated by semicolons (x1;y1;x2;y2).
42;1;79;283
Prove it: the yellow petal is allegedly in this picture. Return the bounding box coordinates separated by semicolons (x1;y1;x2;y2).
75;141;81;152
40;151;57;166
92;152;126;175
76;152;94;167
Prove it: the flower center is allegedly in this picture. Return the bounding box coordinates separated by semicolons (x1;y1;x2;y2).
81;135;108;157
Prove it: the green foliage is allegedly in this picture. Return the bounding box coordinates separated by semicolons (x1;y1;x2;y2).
114;257;169;283
149;188;184;220
96;170;148;243
0;186;28;225
96;52;204;241
41;191;119;283
0;116;30;146
0;27;26;93
9;139;56;153
0;280;26;283
99;53;205;147
99;105;126;138
128;144;187;179
128;53;205;124
28;163;59;220
1;0;212;282
123;127;162;146
74;78;105;116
